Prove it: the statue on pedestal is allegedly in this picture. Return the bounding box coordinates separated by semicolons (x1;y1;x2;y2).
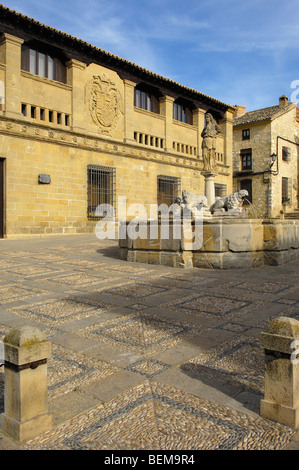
201;113;221;172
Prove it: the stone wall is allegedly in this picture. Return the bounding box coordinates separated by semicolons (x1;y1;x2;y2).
271;109;299;215
233;105;299;219
233;121;271;218
0;32;234;237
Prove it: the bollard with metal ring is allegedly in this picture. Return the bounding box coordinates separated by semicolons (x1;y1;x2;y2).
0;326;52;443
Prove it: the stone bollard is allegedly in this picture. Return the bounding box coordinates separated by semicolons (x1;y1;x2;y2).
260;316;299;428
0;326;52;443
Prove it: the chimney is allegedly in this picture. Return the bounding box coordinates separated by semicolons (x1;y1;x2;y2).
234;105;246;118
279;95;289;107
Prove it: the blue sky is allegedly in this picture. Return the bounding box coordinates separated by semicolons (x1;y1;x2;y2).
2;0;299;111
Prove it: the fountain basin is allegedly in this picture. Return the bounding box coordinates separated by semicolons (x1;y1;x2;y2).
119;218;299;269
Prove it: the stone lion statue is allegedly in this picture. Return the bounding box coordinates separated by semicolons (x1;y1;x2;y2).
174;190;210;218
210;189;249;214
181;190;209;209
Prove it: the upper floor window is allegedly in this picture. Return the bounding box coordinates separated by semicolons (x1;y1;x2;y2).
134;85;160;113
242;129;250;140
134;89;151;111
21;45;66;83
240;148;252;170
282;146;291;162
173;101;193;125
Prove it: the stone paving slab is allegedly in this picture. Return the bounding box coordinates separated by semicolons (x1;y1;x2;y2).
0;234;298;450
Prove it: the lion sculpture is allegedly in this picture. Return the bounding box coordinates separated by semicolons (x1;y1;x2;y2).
173;190;210;218
210;189;249;214
181;190;209;209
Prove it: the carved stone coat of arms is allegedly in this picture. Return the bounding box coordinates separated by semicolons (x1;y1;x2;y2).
87;74;123;134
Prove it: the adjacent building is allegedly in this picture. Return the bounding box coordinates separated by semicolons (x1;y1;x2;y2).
0;6;234;238
233;96;299;218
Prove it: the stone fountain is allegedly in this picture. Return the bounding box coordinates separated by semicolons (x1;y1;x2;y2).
119;114;299;269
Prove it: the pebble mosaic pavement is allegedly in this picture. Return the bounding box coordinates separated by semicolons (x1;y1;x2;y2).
0;234;299;450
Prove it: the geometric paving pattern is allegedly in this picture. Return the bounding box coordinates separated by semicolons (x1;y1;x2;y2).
1;235;299;450
232;281;295;295
24;382;295;450
0;284;49;304
47;344;118;400
164;293;252;319
183;334;265;394
11;296;108;326
125;359;170;378
42;273;110;288
75;313;193;354
99;282;170;299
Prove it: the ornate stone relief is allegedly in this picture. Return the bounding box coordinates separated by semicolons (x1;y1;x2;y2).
87;74;123;135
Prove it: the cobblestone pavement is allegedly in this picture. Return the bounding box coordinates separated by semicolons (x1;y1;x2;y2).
0;234;299;451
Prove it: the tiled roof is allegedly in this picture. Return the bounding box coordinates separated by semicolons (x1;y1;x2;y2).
0;5;234;112
234;103;296;126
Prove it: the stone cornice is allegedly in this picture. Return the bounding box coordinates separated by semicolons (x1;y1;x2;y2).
0;115;221;172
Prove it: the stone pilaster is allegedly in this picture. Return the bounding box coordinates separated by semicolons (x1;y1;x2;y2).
66;59;86;132
0;33;24;118
160;95;175;152
123;79;136;143
221;109;234;168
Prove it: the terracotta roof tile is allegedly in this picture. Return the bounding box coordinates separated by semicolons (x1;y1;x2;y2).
0;5;234;111
234;103;296;126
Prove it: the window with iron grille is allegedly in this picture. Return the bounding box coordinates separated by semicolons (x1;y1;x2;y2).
215;183;227;198
157;176;181;207
87;165;116;218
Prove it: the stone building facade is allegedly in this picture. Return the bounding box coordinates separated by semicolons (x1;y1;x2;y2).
0;6;234;238
233;96;299;219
